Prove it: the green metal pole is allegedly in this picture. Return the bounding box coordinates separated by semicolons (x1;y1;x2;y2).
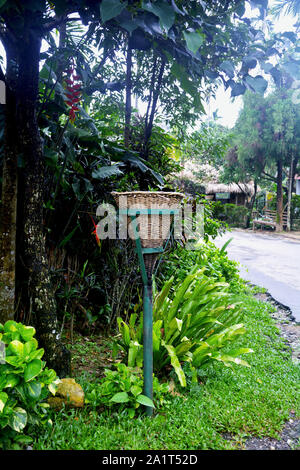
143;280;153;417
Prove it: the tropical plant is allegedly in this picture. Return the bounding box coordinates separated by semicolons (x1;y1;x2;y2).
116;271;253;387
84;362;170;418
157;239;245;294
0;321;59;449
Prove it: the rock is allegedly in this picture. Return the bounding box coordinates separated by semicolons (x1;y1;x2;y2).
48;378;84;409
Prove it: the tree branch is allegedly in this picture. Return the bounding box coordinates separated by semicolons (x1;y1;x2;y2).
261;170;277;182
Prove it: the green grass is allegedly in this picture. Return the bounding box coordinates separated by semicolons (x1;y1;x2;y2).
33;294;299;450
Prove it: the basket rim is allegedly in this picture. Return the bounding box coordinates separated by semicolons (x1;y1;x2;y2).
111;191;184;198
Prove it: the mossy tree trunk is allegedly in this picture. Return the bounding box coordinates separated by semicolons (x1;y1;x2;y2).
0;41;18;323
0;19;70;376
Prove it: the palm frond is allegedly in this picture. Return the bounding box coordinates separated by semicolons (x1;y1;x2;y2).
272;0;300;19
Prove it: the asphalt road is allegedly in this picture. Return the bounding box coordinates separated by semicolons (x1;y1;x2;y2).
214;230;300;322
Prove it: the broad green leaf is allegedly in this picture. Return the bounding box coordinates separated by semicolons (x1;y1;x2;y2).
4;320;18;333
110;392;129;403
7;340;24;357
2;331;20;343
153;276;174;319
117;318;131;347
163;342;186;387
183;30;204;54
242;55;257;70
261;62;274;73
165;317;182;343
153;320;163;352
0;391;8;412
92;165;123;180
142;0;175;32
9;407;27;432
100;0;127;23
128;340;142;368
0;375;7;390
226;347;254;356
129;313;137;329
5;355;23;367
24;359;43;382
28;348;44;362
25;381;42;400
220;61;235;79
282;61;300;78
192;342;212;367
48;379;60;396
23;339;38;357
128;408;135;418
167;272;198;323
130;385;142;397
175;339;193;357
18;325;36;342
136;394;155;408
44;369;58;384
231;82;246;97
212;353;251;368
244;75;268;94
3;374;20;389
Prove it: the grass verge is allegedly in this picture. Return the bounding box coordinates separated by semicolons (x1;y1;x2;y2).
33;294;299;450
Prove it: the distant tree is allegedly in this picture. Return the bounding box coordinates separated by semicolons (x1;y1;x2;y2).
224;90;300;230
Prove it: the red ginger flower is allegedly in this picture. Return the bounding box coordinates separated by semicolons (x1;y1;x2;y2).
89;215;101;247
64;63;82;123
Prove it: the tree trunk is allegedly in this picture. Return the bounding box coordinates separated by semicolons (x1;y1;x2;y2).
287;155;294;231
143;58;165;160
15;31;70;376
0;41;18;323
245;180;257;228
124;41;132;148
276;159;283;231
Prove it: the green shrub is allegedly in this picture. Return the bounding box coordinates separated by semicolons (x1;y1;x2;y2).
158;241;245;294
116;271;252;388
0;321;59;449
84;363;170;418
214;203;249;228
292;194;300;229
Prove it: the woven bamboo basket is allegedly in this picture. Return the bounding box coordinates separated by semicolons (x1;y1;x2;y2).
111;191;184;247
112;191;184;277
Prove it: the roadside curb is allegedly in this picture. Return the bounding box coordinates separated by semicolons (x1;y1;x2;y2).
263;291;298;325
233;227;300;243
246;282;298;324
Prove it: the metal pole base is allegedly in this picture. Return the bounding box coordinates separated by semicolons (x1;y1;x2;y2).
143;281;153;416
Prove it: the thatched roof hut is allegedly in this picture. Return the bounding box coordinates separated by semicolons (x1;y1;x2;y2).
205;182;256;195
204;182;257;205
